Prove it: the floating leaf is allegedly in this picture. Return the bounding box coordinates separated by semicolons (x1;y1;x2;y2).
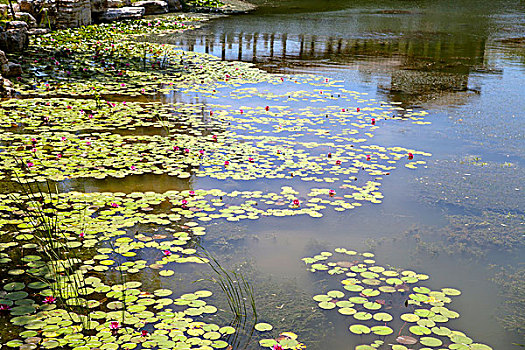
254;323;273;332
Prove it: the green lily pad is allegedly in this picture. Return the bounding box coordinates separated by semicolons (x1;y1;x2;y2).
349;324;371;334
254;323;273;332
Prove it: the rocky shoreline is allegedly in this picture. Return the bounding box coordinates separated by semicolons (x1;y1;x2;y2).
0;0;256;97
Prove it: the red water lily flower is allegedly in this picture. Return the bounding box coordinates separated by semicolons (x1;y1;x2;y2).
408;152;414;160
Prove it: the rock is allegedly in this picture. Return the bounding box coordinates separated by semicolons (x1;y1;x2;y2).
91;0;108;12
15;12;37;27
3;62;22;77
56;0;91;28
131;1;168;15
107;0;131;8
0;50;8;74
99;7;145;21
28;28;51;35
6;21;28;30
0;75;15;98
0;50;16;98
0;21;29;52
19;0;34;13
90;0;108;22
166;0;182;11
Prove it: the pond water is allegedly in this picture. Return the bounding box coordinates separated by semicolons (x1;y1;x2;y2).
142;1;524;348
0;1;523;349
163;1;524;348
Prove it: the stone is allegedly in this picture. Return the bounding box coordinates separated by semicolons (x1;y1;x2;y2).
56;0;91;28
3;62;22;77
19;0;34;14
0;50;8;74
0;21;29;52
131;1;168;15
90;0;108;22
91;0;108;12
99;6;145;21
166;0;182;11
107;0;131;8
14;12;37;27
6;21;28;30
28;28;51;35
0;75;15;98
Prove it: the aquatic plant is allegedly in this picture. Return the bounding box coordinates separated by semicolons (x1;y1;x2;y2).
302;248;495;350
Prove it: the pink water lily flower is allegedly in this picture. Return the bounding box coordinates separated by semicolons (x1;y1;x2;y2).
111;203;119;208
366;155;371;161
335;160;341;165
248;157;254;163
224;160;230;166
79;232;85;239
408;152;414;160
329;190;336;197
189;190;195;196
293;199;300;207
130;165;136;171
0;304;11;311
181;199;188;206
27;162;34;168
272;344;283;350
43;296;56;304
371;118;376;125
110;321;120;330
162;250;171;256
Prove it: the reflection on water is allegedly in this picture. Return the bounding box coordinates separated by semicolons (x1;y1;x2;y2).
155;0;524;109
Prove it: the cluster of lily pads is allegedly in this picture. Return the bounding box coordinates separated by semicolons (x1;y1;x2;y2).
0;189;245;349
302;248;494;350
